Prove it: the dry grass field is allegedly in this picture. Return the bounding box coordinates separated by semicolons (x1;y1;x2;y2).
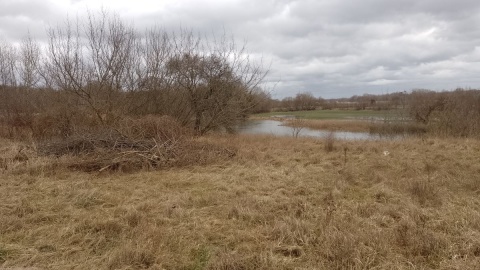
1;135;480;269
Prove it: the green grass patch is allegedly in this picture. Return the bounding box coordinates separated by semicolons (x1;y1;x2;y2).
254;109;388;120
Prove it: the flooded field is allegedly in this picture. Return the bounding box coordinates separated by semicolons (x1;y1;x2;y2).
236;120;382;140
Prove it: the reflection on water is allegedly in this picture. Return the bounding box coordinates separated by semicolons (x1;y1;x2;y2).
237;120;382;140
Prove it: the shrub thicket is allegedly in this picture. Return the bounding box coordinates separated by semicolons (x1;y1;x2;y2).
0;11;265;169
408;89;480;138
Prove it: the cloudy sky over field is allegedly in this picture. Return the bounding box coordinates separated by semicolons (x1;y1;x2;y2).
1;0;480;98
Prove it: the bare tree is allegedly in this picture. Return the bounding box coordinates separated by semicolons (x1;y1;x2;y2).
39;11;267;135
166;31;267;134
19;34;42;88
0;42;20;137
248;87;272;113
0;41;18;87
44;10;139;125
136;28;187;118
408;90;445;125
0;39;41;138
44;17;87;103
294;92;317;111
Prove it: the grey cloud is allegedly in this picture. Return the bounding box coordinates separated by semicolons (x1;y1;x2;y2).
0;0;55;20
2;0;480;98
0;0;63;42
290;0;480;24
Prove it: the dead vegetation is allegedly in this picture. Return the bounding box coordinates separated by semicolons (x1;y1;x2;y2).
1;134;480;269
0;114;236;174
1;9;480;269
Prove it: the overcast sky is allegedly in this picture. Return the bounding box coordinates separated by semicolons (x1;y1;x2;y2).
1;0;480;98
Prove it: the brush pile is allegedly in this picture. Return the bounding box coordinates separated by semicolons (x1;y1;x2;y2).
35;116;236;173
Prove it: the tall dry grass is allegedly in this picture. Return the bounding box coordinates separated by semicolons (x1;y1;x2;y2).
1;135;480;269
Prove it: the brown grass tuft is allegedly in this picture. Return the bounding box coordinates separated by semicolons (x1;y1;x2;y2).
107;244;156;270
408;179;442;207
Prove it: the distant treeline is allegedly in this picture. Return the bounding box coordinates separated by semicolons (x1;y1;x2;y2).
267;89;480;138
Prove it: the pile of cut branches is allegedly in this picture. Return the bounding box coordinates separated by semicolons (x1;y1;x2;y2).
36;117;236;173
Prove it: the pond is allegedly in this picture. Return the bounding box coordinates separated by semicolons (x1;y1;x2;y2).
236;120;383;140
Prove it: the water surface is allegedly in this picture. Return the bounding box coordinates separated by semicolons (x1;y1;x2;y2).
237;120;382;140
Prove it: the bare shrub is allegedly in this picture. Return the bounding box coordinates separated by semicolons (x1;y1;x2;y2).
324;131;335;152
434;89;480;137
406;89;480;138
293;92;317;110
288;118;305;138
277;92;319;111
